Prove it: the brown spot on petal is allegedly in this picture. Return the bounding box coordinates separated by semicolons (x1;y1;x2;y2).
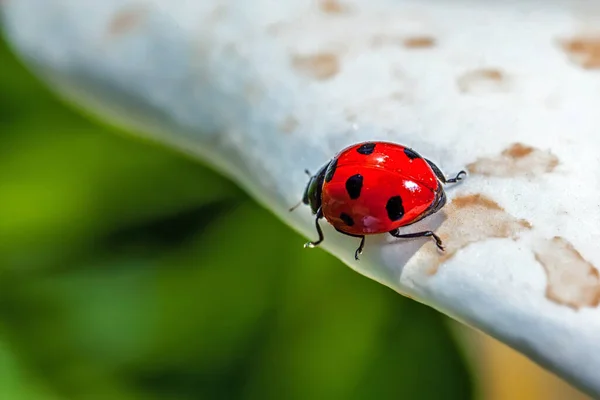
424;194;531;275
292;53;340;81
371;35;436;49
319;0;351;14
279;116;299;134
403;36;436;49
108;5;149;36
534;237;600;310
451;194;503;211
457;68;506;93
560;36;600;70
503;142;534;158
467;143;559;177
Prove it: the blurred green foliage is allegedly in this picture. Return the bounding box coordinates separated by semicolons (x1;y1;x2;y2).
0;34;473;400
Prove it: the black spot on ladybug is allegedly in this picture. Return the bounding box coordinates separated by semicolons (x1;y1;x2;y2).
357;142;376;155
340;212;355;226
386;196;405;221
404;147;421;160
324;158;338;182
345;174;363;199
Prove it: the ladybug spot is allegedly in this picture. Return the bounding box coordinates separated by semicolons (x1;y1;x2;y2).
404;147;421;160
345;174;363;199
386;196;405;221
324;158;338;182
356;142;376;155
340;212;355;226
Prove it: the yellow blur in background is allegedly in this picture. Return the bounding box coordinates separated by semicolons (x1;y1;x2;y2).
0;33;590;400
461;328;590;400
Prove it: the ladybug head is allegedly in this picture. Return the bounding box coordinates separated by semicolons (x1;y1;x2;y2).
302;161;330;214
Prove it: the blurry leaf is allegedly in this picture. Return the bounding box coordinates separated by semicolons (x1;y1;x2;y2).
0;279;150;400
0;198;472;400
0;338;58;400
0;124;240;266
353;303;472;399
244;251;472;400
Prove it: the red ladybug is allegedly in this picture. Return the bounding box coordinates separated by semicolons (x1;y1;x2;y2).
291;141;466;260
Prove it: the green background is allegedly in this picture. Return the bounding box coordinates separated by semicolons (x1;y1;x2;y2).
0;34;472;400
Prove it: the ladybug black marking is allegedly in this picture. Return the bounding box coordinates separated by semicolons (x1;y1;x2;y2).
324;158;338;182
356;142;376;155
386;196;405;221
340;212;355;226
345;174;363;200
404;147;421;160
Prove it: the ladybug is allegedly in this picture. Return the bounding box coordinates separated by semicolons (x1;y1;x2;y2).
290;141;466;260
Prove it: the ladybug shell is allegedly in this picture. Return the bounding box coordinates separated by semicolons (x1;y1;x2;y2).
320;141;443;235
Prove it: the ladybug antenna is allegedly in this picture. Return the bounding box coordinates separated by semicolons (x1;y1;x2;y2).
289;200;303;212
289;169;312;212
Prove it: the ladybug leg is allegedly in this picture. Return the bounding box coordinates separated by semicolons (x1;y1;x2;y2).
334;228;366;260
425;159;467;184
446;170;467;184
355;236;366;260
389;228;444;251
304;207;325;249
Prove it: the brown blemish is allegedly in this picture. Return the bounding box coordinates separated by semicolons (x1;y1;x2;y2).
319;0;351;14
279;116;299;133
107;5;149;36
467;143;559;177
423;194;531;275
403;36;436;49
371;35;436;49
534;237;600;310
457;68;506;93
451;194;503;211
560;36;600;70
503;142;534;159
292;53;340;81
